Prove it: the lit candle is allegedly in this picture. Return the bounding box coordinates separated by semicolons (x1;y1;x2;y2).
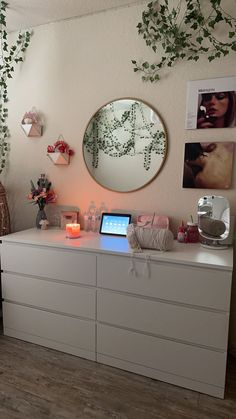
66;223;80;239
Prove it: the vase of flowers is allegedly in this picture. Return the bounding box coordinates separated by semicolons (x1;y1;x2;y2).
35;208;47;228
28;174;56;229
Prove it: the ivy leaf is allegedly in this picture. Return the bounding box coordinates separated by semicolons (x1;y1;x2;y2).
191;22;198;30
142;61;149;68
208;20;214;28
208;56;215;62
196;36;203;44
0;2;32;172
215;12;223;23
132;0;236;83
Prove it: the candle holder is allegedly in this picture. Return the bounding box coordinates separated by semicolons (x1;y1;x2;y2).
66;223;80;239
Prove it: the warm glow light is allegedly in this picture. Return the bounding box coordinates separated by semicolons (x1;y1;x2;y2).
66;223;80;239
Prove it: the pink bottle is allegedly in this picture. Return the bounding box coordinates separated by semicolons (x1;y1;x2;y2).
177;225;186;243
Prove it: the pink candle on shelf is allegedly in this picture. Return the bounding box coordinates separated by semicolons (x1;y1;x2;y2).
66;223;80;239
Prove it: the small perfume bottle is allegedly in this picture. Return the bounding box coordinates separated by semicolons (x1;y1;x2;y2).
177;222;186;243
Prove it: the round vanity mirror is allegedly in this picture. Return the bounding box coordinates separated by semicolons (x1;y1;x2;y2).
198;195;230;249
83;98;167;192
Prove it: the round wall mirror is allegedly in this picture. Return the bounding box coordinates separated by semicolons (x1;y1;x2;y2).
83;98;167;192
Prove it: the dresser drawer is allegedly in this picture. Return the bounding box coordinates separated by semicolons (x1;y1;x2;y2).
97;255;231;310
97;290;229;350
3;303;95;357
1;243;96;286
97;324;226;388
2;273;96;319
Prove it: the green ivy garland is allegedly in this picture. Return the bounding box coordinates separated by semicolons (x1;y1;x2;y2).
132;0;236;82
84;101;166;171
0;1;31;173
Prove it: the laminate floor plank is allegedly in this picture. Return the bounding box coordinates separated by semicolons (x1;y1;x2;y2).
0;336;235;419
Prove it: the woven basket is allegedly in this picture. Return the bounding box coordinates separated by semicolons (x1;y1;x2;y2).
0;182;11;236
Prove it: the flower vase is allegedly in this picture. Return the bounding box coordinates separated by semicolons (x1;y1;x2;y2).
36;208;47;229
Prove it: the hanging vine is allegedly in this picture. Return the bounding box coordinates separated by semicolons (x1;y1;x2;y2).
83;101;166;171
0;1;31;172
132;0;236;82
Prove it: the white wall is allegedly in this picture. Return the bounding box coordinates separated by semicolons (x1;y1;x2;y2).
3;2;236;350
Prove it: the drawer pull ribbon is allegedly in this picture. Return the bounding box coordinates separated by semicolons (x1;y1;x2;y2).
128;255;137;277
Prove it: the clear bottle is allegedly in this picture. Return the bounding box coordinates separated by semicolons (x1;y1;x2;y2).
94;211;101;232
83;212;90;231
86;201;97;232
96;202;108;232
91;212;98;232
99;202;108;214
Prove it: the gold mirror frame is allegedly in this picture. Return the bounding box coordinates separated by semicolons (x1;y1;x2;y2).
83;98;168;192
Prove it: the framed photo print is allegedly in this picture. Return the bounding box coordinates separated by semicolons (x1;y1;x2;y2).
183;142;234;189
60;211;79;230
185;76;236;130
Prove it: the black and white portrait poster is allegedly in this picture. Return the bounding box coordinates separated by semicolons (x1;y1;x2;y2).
185;77;236;129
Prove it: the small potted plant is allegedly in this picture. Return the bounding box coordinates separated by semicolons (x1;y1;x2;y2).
47;136;74;165
21;108;42;137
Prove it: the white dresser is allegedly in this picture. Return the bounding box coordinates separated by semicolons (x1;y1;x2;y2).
0;228;233;398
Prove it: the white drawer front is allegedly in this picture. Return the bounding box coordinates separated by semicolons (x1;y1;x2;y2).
3;302;95;353
1;243;96;286
97;255;231;310
97;324;226;388
2;273;96;319
97;290;229;350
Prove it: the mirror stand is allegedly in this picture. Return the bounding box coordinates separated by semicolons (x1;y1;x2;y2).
200;239;228;250
198;195;230;251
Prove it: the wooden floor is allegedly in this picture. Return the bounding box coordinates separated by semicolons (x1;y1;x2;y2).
0;335;235;419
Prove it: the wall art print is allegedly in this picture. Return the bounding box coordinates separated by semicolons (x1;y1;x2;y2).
183;142;234;189
185;77;236;130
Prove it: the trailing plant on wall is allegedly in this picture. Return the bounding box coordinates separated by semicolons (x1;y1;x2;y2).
132;0;236;82
84;101;166;171
0;0;31;173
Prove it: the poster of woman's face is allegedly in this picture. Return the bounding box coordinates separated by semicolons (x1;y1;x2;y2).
183;142;234;189
186;77;236;129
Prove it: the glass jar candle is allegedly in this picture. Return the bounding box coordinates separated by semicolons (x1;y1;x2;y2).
66;223;80;239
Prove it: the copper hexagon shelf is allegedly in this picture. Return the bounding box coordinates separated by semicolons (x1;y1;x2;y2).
21;122;42;137
47;152;70;165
